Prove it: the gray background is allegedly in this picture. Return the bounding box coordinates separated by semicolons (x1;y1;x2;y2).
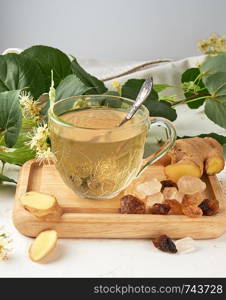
0;0;226;60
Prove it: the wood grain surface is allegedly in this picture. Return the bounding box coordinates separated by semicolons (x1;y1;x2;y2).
13;160;226;239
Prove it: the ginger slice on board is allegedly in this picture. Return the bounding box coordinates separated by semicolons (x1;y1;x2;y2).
20;191;63;220
29;230;58;263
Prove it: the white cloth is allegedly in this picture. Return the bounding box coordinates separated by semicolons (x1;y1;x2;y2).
80;55;206;100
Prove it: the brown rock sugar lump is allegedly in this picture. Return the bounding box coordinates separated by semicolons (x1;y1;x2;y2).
181;192;205;218
120;195;145;214
153;235;177;253
160;180;177;192
149;203;170;215
182;193;205;207
164;199;183;215
199;199;219;216
182;205;203;218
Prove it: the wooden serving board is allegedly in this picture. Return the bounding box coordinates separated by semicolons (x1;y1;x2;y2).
13;160;226;239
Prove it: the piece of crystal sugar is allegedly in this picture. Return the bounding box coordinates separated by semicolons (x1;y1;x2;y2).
163;187;184;203
177;176;206;195
175;237;196;254
146;192;164;206
141;166;167;182
136;179;162;197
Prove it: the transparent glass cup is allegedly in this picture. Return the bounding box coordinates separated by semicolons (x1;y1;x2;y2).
49;95;176;199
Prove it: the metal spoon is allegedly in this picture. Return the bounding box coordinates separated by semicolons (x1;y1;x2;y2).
118;77;153;126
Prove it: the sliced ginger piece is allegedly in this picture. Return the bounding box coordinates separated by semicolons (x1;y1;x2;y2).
165;161;201;183
177;176;206;195
205;156;225;175
20;191;63;220
204;137;224;175
29;230;57;262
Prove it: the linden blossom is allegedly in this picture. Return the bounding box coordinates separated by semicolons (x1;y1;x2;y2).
0;230;12;260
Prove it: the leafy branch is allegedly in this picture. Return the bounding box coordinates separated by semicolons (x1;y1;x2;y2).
1;44;226;183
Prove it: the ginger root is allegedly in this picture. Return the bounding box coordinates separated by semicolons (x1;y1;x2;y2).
20;191;63;220
29;230;57;262
165;137;224;182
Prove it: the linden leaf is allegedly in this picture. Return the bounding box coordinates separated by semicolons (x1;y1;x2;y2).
0;90;22;147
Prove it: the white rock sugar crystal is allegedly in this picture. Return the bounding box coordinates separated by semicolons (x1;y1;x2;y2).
175;237;196;254
136;179;162;197
146;192;164;206
162;187;184;203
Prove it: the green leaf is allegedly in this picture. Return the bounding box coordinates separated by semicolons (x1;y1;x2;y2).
0;146;35;165
205;96;226;129
121;79;177;121
145;100;177;121
0;90;22;147
21;118;36;130
182;68;200;83
0;173;16;184
0;53;46;98
198;133;226;145
56;74;92;100
201;53;226;79
0;133;29;148
204;72;226;96
153;84;171;93
71;56;107;94
22;45;73;90
199;69;226;129
181;68;207;109
223;144;226;157
187;98;205;109
104;90;120;96
13;134;30;148
121;79;158;101
179;133;226;145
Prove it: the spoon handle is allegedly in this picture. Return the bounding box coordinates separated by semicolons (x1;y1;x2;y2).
119;77;153;126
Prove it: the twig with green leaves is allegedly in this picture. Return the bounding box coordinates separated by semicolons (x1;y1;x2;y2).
0;41;226;184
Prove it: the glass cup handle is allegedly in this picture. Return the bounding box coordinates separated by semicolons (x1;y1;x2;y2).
138;117;177;176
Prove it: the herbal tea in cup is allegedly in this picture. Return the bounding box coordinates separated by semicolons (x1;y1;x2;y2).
49;95;176;199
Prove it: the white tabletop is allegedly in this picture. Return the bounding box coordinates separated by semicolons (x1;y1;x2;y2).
1;104;226;278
